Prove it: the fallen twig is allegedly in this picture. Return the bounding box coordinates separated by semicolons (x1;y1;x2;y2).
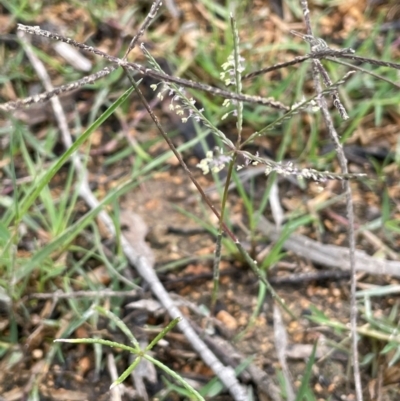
257;215;400;278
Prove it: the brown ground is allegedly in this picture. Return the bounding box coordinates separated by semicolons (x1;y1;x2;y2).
1;0;400;400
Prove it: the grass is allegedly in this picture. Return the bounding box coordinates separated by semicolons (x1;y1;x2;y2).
1;0;400;400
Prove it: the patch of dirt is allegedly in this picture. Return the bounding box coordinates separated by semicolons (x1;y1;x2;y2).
2;0;400;400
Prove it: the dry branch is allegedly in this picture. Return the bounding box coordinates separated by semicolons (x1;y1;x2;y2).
257;216;400;278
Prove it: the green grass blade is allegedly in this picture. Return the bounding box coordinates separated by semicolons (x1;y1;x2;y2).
146;317;181;351
14;85;136;223
95;306;140;350
14;178;139;285
295;341;318;401
144;354;205;401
